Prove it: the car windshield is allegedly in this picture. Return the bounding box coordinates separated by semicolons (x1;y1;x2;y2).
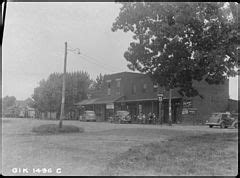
117;111;129;116
209;113;221;122
85;111;95;115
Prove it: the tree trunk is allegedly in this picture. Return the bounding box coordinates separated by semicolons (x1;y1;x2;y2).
168;89;172;126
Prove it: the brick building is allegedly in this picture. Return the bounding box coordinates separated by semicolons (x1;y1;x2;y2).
76;72;229;124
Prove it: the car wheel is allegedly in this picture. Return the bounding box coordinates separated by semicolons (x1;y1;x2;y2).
220;122;225;129
234;123;238;128
209;125;213;128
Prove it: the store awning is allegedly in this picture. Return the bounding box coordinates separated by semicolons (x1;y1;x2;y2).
75;95;124;106
75;98;98;106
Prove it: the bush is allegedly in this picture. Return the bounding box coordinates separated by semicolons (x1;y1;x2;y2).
32;124;84;134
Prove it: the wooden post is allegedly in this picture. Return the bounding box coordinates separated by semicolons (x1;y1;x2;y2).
59;42;67;128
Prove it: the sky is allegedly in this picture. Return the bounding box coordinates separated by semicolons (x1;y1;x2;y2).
2;2;239;100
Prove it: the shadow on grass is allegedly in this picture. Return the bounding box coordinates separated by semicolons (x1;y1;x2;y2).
32;124;84;135
102;132;238;176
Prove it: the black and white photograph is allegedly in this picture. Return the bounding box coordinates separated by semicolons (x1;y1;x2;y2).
1;1;239;176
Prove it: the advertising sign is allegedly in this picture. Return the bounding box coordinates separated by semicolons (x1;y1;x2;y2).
106;103;114;109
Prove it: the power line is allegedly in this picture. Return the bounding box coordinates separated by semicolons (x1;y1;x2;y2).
79;55;116;73
81;53;122;71
66;44;128;73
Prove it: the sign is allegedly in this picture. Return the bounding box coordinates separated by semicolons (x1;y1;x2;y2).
106;103;114;109
188;108;197;115
182;108;188;115
158;96;163;101
157;93;163;101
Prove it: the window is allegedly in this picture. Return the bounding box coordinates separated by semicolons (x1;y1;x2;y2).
153;82;158;92
116;78;121;88
107;88;111;95
142;83;147;93
107;82;111;88
132;84;137;94
87;94;92;99
115;78;121;95
107;80;111;95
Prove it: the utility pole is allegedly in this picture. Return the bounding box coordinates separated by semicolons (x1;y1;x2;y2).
168;88;172;126
157;86;163;125
59;42;67;128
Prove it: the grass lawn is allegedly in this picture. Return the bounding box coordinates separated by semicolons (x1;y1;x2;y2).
102;132;238;176
1;118;238;176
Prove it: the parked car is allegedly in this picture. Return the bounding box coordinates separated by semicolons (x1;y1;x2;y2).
82;110;96;122
115;111;132;124
231;113;239;128
206;112;237;128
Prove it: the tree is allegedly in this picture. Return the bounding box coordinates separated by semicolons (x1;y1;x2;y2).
2;96;16;111
112;2;239;125
91;73;105;90
32;71;92;119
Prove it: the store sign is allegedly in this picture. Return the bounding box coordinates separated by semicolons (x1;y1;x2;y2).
182;108;188;115
188;108;197;115
106;103;114;109
182;108;197;115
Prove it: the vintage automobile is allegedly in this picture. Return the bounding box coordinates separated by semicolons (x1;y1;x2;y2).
206;112;238;128
115;110;132;124
82;110;97;122
231;113;239;128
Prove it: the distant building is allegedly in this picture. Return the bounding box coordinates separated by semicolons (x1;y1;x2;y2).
3;105;20;118
2;99;36;118
76;72;229;124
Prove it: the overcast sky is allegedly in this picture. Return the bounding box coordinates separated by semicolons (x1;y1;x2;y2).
2;2;238;100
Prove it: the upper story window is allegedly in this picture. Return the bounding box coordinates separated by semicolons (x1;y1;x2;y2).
87;94;92;99
142;83;147;93
116;78;121;88
153;82;158;92
132;84;137;94
107;80;111;95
